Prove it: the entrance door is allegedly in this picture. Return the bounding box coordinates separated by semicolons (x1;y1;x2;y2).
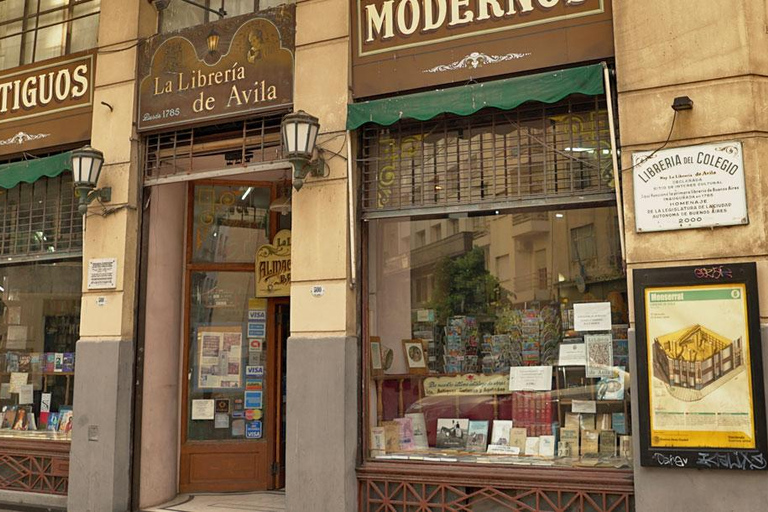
179;180;284;492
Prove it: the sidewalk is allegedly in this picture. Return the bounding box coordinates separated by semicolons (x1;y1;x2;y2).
143;490;285;512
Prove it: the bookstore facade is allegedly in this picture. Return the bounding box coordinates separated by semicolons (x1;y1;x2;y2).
349;1;636;509
134;5;296;507
0;47;97;502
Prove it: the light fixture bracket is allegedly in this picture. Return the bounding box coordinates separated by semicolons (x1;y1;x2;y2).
671;96;693;111
291;158;325;191
75;185;112;216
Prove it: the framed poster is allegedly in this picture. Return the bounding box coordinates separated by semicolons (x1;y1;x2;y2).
634;263;768;469
197;326;243;390
402;339;428;374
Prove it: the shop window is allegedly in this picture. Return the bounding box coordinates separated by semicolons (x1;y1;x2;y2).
365;205;630;468
0;260;81;440
0;175;82;261
160;0;295;33
0;0;100;71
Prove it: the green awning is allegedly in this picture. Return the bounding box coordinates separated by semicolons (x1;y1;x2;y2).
347;63;605;130
0;151;72;189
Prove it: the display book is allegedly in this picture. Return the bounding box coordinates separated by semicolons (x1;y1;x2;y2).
0;351;76;374
372;311;631;467
0;351;75;439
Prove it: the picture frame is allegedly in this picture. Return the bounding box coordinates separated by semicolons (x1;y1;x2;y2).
633;263;768;470
370;336;383;377
402;339;428;374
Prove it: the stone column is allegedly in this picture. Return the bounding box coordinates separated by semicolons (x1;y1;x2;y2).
615;0;768;510
67;2;156;511
285;0;358;511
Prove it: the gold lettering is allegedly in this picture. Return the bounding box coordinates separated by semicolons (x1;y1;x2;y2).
449;0;473;26
423;0;446;31
365;1;395;42
477;0;504;20
21;76;37;109
507;0;535;14
71;64;89;98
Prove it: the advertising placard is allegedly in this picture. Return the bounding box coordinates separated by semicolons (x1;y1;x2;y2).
634;263;768;469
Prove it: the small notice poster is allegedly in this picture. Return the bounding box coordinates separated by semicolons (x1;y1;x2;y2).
197;326;242;389
574;302;612;332
632;141;747;232
509;366;553;391
87;258;117;289
191;399;215;420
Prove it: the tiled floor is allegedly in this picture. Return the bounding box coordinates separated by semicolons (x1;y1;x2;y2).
143;491;285;512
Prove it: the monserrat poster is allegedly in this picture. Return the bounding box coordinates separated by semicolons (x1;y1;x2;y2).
645;283;755;450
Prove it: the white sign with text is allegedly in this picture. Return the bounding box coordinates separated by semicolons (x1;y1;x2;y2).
633;141;747;232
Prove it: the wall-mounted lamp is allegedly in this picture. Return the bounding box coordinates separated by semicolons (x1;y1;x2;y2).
71;145;110;215
207;28;220;53
281;110;324;191
671;96;694;111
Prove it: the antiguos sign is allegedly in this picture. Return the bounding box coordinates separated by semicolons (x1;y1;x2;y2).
137;6;294;132
632;141;748;232
0;52;94;157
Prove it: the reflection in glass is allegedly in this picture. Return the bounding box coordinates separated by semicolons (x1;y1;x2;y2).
192;184;271;263
366;206;631;467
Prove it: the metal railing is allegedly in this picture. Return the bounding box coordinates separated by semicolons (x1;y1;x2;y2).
360;96;614;218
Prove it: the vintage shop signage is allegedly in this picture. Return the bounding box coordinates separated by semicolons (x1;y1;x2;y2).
0;52;95;157
137;6;294;132
256;229;291;297
632;141;747;232
633;263;768;469
424;373;513;396
352;0;613;97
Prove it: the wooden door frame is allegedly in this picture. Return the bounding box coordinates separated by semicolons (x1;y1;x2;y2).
271;298;289;489
179;179;280;492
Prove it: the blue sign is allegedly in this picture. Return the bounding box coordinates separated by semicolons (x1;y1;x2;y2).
248;322;266;338
246;421;262;439
244;390;263;409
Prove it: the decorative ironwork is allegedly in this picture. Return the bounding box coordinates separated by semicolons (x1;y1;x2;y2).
423;51;532;73
0;132;51;146
0;443;69;495
359;96;614;218
359;465;634;512
0;174;82;261
143;112;287;181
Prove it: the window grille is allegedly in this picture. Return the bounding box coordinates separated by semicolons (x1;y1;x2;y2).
0;174;82;262
359;96;615;219
143;113;286;181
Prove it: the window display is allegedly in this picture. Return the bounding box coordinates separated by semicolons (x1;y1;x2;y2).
365;207;630;468
0;262;81;441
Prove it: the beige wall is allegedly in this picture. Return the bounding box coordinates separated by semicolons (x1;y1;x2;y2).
138;182;186;508
68;2;157;511
615;1;768;510
286;1;358;511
